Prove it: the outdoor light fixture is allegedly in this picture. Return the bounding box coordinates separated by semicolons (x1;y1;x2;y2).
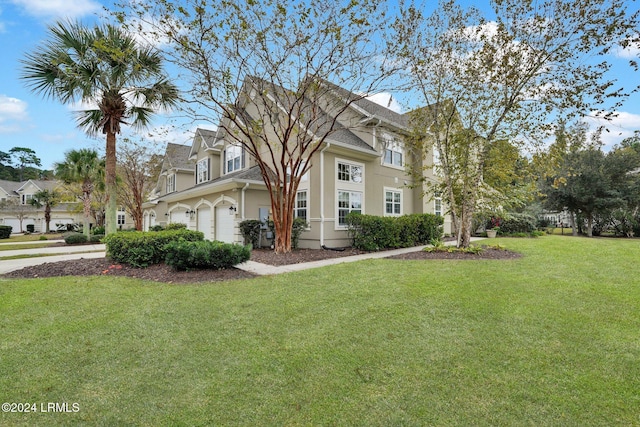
186;209;195;219
229;205;237;213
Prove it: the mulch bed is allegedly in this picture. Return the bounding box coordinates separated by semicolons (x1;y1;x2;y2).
2;246;520;284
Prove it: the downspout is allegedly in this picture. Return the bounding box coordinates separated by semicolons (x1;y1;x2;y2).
241;182;249;220
319;142;331;247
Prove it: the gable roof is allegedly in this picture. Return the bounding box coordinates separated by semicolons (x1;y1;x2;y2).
0;179;22;196
188;128;225;159
243;76;377;154
164;143;194;172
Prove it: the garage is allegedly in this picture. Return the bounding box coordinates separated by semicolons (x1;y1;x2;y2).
215;206;235;243
197;207;213;241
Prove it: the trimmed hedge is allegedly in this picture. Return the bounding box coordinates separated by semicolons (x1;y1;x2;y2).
0;225;11;239
346;213;443;251
104;229;204;268
164;240;251;271
499;214;536;234
64;232;88;244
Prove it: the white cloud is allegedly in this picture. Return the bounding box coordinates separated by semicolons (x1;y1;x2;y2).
9;0;100;19
366;92;404;114
0;95;29;133
584;110;640;149
614;36;640;59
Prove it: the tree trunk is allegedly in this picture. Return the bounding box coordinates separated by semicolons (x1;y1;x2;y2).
570;211;577;236
105;132;118;235
457;195;475;248
586;213;593;237
44;204;51;233
82;188;92;239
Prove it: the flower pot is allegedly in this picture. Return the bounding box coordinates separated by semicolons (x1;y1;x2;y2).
486;229;497;238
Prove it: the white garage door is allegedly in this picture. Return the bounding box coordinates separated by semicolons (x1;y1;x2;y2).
215;206;235;243
170;211;189;226
197;207;212;241
2;218;33;233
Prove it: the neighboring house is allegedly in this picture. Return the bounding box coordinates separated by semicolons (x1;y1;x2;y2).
143;77;451;248
0;179;135;233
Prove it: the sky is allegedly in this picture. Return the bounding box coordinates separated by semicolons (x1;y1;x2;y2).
0;0;639;172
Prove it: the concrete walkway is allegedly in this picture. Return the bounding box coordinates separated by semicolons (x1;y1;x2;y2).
0;238;484;276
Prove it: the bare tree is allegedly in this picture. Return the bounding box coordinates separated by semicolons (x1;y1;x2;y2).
394;0;639;247
116;0;393;253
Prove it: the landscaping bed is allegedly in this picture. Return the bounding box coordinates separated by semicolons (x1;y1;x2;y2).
3;245;520;283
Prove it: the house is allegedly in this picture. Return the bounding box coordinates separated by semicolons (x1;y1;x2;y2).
143;77;450;247
0;178;135;233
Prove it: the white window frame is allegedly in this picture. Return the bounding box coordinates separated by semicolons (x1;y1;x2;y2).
337;190;362;227
384;188;402;216
21;194;33;205
295;190;308;223
226;145;243;174
166;174;176;193
337;160;363;184
383;137;404;169
434;193;442;217
117;207;126;225
196;158;210;184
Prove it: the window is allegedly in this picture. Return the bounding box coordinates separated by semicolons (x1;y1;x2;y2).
383;140;404;168
295;190;308;222
338;190;362;226
21;194;33;205
166;174;176;193
196;158;210;184
385;190;402;216
117;207;126;225
337;162;362;183
434;193;442;217
226;145;243;173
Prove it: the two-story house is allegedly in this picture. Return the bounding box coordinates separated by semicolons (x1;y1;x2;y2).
143;77;450;248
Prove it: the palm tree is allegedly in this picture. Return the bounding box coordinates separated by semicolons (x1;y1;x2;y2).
30;189;60;233
55;149;105;239
21;21;179;235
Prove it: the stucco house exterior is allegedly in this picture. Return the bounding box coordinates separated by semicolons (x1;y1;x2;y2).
142;78;450;248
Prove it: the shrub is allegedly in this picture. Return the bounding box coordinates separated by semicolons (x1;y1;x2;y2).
164;240;251;271
0;225;12;239
65;232;88;245
346;213;443;251
92;225;105;235
104;229;204;267
499;214;536;234
90;234;104;242
166;222;187;230
239;219;263;247
39;235;48;241
150;225;164;232
291;218;308;249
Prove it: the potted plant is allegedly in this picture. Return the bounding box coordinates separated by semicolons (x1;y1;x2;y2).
486;227;499;238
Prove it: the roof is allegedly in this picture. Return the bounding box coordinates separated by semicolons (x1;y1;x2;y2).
315;78;409;130
0;179;22;195
245;76;376;153
164;143;194;171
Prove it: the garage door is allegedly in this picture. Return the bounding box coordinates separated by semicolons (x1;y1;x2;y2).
170;211;189;226
197;207;212;241
1;218;33;233
215;206;235;243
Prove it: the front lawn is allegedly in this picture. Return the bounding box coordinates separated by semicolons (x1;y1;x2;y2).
1;236;639;425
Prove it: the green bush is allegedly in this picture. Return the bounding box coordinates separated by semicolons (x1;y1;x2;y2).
65;232;88;244
150;225;164;232
92;225;105;235
166;222;187;230
265;218;309;249
346;213;443;251
164;240;251;271
104;229;204;268
499;214;536;234
90;234;104;242
39;235;48;241
0;225;12;239
239;220;263;247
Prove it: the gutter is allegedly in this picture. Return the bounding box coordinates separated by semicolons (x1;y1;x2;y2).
319;142;331;247
241;182;250;219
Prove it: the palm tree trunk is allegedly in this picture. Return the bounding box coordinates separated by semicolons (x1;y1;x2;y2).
105;132;117;235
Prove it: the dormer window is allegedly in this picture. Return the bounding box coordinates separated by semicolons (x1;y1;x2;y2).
225;145;243;174
196;158;210;184
21;194;33;205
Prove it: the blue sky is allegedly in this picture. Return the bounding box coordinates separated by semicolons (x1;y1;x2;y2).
0;0;639;171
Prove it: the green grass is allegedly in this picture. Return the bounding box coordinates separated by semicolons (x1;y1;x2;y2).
0;243;62;252
1;233;64;243
1;236;639;426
